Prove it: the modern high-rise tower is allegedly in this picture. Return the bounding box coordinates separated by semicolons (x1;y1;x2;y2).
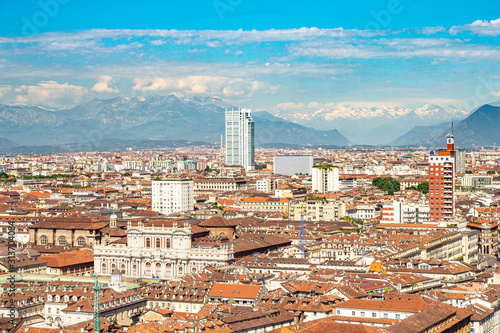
428;134;455;222
225;108;255;171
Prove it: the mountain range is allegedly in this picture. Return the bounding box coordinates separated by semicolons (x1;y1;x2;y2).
273;103;469;145
425;104;500;147
0;95;350;152
392;104;500;147
1;95;498;152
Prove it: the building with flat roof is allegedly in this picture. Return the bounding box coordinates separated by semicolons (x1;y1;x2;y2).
152;179;194;216
274;155;313;176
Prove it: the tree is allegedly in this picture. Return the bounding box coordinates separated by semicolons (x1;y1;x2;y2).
465;170;473;174
372;177;400;195
123;172;132;176
487;170;496;174
416;182;429;194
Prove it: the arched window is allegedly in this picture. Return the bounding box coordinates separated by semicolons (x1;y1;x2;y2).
156;238;161;248
77;237;86;246
58;236;67;246
145;237;151;248
40;235;48;245
101;263;107;274
145;262;152;277
120;264;126;274
155;263;161;276
166;238;171;248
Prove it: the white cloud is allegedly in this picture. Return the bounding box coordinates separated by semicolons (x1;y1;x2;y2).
0;85;12;98
419;26;446;35
15;81;88;107
0;27;386;46
286;37;500;60
91;76;119;93
132;75;277;98
150;39;166;46
490;90;500;98
450;18;500;36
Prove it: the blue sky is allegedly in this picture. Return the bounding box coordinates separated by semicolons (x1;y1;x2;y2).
0;0;499;114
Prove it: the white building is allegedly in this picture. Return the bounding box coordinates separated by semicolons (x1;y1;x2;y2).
225;108;255;171
94;221;234;279
123;160;144;170
312;165;339;193
256;178;277;193
149;160;172;170
382;201;430;224
152;179;194;216
273;155;313;176
176;160;197;170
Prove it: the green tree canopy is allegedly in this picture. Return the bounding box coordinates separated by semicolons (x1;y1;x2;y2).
372;177;400;195
416;181;429;194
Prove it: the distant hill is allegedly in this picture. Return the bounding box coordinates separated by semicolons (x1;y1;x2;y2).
0;137;17;150
390;123;449;147
0;95;350;151
252;111;349;146
428;104;500;147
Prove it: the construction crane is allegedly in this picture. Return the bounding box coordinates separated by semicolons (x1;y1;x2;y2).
92;273;102;333
97;180;106;198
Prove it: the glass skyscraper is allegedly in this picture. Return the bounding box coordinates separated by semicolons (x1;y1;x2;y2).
225;108;255;171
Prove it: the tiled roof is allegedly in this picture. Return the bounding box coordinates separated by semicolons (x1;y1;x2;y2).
209;283;262;299
198;215;238;227
39;249;94;268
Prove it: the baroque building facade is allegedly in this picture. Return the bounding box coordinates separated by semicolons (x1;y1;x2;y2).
94;220;234;279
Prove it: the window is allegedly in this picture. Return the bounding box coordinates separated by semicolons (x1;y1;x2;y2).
156;238;161;248
372;313;376;318
396;314;400;320
77;237;86;246
40;235;48;245
166;238;171;248
145;237;151;248
384;313;388;319
58;236;67;246
360;312;365;317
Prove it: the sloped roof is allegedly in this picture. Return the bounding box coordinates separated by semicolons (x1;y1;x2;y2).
199;215;238;227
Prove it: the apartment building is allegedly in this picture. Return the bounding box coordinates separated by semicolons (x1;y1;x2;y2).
152;179;194;215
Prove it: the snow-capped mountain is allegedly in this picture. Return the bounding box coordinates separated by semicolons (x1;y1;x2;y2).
272;103;469;144
0;94;350;149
